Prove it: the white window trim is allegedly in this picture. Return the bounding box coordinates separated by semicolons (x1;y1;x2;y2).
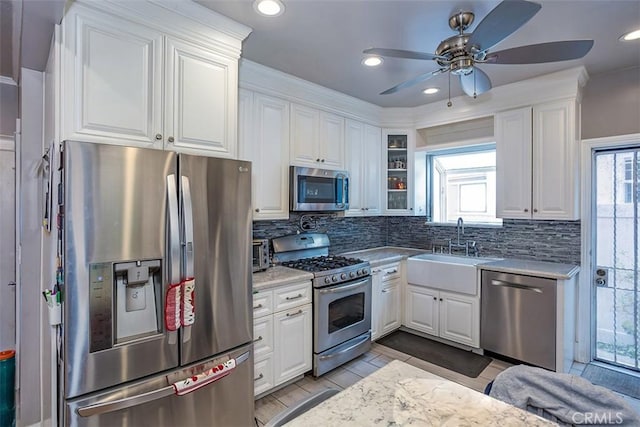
578;132;640;364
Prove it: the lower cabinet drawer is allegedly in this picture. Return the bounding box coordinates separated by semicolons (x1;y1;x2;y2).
254;354;274;397
253;315;274;359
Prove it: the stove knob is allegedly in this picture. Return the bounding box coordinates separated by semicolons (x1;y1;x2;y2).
324;277;332;284
349;271;355;278
332;275;338;282
340;273;347;280
357;269;364;276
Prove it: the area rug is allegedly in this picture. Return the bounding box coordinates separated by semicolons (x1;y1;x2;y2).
582;363;640;399
376;330;492;378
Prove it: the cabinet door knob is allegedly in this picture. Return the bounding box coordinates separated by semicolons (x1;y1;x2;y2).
316;158;321;162
255;208;260;212
524;208;529;213
321;159;325;162
533;208;538;213
439;298;443;302
167;136;175;143
155;133;162;140
433;296;437;301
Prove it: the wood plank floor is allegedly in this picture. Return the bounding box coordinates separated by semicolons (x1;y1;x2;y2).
255;342;640;426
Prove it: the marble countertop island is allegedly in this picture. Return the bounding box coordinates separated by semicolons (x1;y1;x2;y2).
284;360;554;426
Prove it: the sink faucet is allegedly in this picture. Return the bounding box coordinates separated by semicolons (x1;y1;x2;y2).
456;217;464;245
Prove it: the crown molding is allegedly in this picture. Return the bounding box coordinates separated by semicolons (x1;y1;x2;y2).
239;59;383;126
0;76;17;86
405;66;589;129
240;61;588;131
72;0;251;58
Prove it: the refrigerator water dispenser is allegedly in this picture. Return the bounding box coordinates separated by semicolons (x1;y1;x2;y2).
88;260;162;352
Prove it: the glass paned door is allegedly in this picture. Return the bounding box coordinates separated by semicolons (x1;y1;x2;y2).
594;148;640;370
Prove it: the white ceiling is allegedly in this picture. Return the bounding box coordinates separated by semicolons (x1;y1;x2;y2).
197;0;640;107
2;0;638;108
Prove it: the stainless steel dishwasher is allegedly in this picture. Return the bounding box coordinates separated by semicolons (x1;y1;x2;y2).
481;270;556;370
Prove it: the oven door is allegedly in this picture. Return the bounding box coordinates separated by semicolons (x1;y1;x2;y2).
314;277;371;353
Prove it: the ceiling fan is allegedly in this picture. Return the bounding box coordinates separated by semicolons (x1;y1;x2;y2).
364;0;594;99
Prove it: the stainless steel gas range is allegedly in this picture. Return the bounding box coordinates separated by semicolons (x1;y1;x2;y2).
272;234;372;377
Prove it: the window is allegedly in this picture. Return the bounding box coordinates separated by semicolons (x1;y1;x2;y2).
623;157;639;204
424;144;501;224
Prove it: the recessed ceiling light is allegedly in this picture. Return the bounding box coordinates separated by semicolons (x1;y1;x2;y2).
362;56;383;67
253;0;285;17
620;29;640;41
423;87;439;95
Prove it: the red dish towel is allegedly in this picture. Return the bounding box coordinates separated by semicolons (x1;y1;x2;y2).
165;282;182;331
172;359;236;396
182;278;195;327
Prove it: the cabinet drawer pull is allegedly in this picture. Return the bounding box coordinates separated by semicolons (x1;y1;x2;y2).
253;335;263;343
253;303;263;310
285;293;304;301
385;269;398;275
254;373;264;382
286;309;303;317
381;289;389;293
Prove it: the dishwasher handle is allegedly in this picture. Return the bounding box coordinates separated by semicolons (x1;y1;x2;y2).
490;279;543;293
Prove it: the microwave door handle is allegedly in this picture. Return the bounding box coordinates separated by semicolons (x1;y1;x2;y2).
335;173;346;208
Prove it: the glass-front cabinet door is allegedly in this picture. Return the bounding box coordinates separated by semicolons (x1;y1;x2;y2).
383;130;413;214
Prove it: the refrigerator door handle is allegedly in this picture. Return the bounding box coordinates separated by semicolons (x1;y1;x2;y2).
76;386;175;417
180;176;195;279
75;351;251;417
167;175;180;285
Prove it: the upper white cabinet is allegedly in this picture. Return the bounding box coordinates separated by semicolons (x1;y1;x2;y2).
496;99;579;220
290;103;345;169
382;129;414;215
239;90;290;220
60;1;249;158
346;120;382;216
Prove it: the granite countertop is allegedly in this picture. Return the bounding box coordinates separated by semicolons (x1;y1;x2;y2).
252;266;314;291
340;246;429;268
284;360;554;426
480;259;580;280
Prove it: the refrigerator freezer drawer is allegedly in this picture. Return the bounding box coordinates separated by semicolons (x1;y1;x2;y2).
65;345;254;427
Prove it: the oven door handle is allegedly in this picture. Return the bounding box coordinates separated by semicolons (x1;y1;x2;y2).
318;278;369;294
317;334;370;360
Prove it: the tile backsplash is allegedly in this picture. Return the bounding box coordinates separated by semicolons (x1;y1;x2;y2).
253;214;581;265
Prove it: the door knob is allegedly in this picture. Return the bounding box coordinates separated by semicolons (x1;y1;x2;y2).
155;134;162;140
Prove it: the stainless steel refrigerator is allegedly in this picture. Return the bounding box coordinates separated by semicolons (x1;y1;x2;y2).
59;141;254;426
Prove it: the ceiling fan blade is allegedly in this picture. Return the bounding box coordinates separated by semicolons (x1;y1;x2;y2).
380;68;448;95
363;48;446;61
467;0;541;53
485;40;594;64
459;68;492;97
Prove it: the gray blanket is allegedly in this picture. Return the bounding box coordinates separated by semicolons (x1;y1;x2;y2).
489;365;640;426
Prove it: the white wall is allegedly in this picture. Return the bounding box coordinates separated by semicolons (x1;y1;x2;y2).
0;81;18;135
582;67;640;140
17;67;51;427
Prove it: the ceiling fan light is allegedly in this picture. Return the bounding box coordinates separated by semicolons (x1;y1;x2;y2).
423;87;439;95
253;0;285;17
362;56;383;67
620;29;640;41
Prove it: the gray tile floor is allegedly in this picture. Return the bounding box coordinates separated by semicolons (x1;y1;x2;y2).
255;342;640;426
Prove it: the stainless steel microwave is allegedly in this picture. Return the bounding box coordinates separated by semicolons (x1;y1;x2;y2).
290;166;349;211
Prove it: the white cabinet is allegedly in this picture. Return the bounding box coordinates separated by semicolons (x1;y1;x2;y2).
382;129;414;215
290;104;345;169
252;281;312;397
273;304;312;384
346;120;382;216
60;2;247;158
371;263;402;340
495;99;579;220
404;284;480;348
239;90;290;220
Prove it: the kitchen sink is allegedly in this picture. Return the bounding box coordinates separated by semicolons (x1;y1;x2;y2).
406;254;497;295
